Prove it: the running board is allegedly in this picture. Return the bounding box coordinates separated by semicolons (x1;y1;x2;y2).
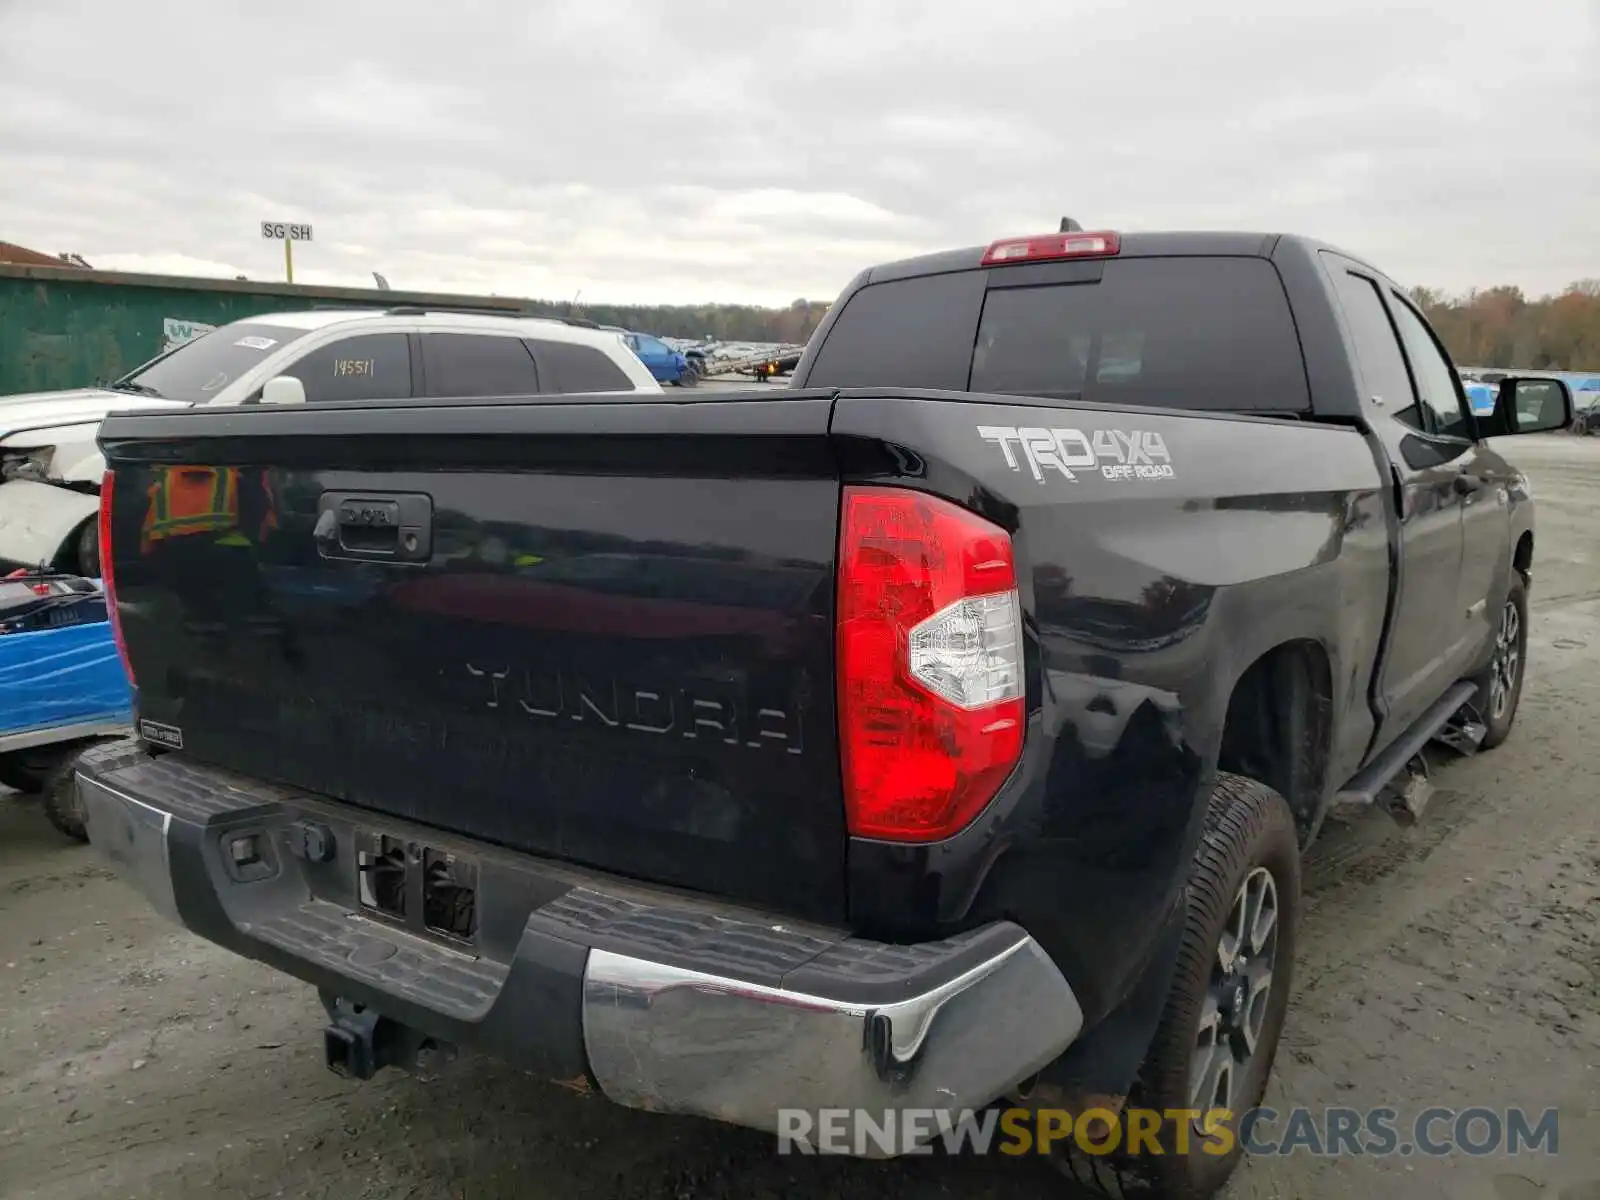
1333;681;1479;812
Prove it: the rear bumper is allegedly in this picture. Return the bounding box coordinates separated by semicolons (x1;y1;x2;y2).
78;746;1084;1152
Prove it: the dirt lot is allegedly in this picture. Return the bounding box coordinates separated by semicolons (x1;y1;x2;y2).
2;435;1597;1200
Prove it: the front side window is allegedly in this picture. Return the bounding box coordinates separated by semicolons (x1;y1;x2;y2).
280;333;412;403
1387;294;1470;440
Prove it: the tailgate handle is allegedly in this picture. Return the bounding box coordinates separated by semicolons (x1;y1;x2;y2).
315;491;433;563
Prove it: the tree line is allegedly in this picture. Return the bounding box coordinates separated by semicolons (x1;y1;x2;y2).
549;279;1600;369
1411;280;1600;371
556;297;831;344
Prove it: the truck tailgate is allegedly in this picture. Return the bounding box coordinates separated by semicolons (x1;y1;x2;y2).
99;393;847;921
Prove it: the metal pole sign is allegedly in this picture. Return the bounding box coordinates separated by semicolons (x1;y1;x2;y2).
260;222;313;283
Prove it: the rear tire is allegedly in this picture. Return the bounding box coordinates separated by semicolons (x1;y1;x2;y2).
52;517;101;579
42;765;88;841
0;748;61;794
1052;773;1300;1199
1471;575;1528;751
76;518;102;579
39;741;106;842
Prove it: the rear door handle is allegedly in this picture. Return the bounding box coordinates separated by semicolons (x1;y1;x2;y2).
315;491;433;562
1453;471;1482;496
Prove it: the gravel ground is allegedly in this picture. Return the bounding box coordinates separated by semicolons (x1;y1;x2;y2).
2;435;1597;1200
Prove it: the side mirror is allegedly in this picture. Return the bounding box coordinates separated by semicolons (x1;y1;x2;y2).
1478;376;1572;437
260;375;307;406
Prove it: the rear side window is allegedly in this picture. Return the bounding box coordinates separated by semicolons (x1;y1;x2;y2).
283;333;412;403
1328;269;1426;432
804;270;986;390
421;333;541;397
970;258;1309;412
529;339;636;392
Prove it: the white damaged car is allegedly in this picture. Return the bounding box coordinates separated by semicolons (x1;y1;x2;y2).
0;308;660;573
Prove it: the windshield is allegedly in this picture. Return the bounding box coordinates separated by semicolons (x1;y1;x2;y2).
117;322;311;403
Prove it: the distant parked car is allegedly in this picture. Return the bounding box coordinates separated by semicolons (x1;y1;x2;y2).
622;332;697;387
1569;377;1600;434
1464;381;1497;417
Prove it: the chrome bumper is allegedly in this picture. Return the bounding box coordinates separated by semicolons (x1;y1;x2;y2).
78;752;1084;1153
583;934;1084;1140
80;770;181;926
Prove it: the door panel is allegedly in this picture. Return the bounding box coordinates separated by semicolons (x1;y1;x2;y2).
1385;291;1506;662
1325;261;1466;744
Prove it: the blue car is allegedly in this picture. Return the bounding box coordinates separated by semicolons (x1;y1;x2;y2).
622;332;697;387
1464;381;1497;416
0;571;134;839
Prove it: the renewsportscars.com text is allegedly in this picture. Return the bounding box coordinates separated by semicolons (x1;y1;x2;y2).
776;1106;1561;1158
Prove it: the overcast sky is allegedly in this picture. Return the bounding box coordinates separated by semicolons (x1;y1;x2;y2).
1;0;1595;307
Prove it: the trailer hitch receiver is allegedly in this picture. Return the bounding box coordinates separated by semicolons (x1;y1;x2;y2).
321;995;448;1081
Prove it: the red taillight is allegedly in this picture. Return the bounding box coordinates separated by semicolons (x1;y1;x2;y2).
837;486;1025;842
981;230;1121;266
99;470;135;685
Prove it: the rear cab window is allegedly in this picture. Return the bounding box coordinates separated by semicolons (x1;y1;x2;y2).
805;255;1310;414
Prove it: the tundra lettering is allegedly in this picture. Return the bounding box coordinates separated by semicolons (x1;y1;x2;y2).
465;661;806;753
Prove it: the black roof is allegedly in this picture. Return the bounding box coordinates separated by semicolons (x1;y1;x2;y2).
862;231;1377;284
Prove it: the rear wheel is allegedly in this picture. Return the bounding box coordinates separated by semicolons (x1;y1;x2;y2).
41;757;89;841
76;518;102;578
38;738;118;841
0;747;62;793
1472;575;1528;750
51;517;101;578
1052;773;1300;1199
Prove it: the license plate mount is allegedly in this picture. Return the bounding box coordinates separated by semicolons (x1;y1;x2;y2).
355;831;479;946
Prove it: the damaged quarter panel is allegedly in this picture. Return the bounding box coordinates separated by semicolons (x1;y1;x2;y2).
829;389;1389;1022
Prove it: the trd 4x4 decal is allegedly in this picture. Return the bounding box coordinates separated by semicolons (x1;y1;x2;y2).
978;425;1175;482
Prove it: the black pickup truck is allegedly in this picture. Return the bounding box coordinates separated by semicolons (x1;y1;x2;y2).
79;231;1571;1199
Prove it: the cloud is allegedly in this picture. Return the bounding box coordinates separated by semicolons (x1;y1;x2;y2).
0;0;1595;306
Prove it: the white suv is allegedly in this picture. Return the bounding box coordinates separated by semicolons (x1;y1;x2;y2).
0;308;661;574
